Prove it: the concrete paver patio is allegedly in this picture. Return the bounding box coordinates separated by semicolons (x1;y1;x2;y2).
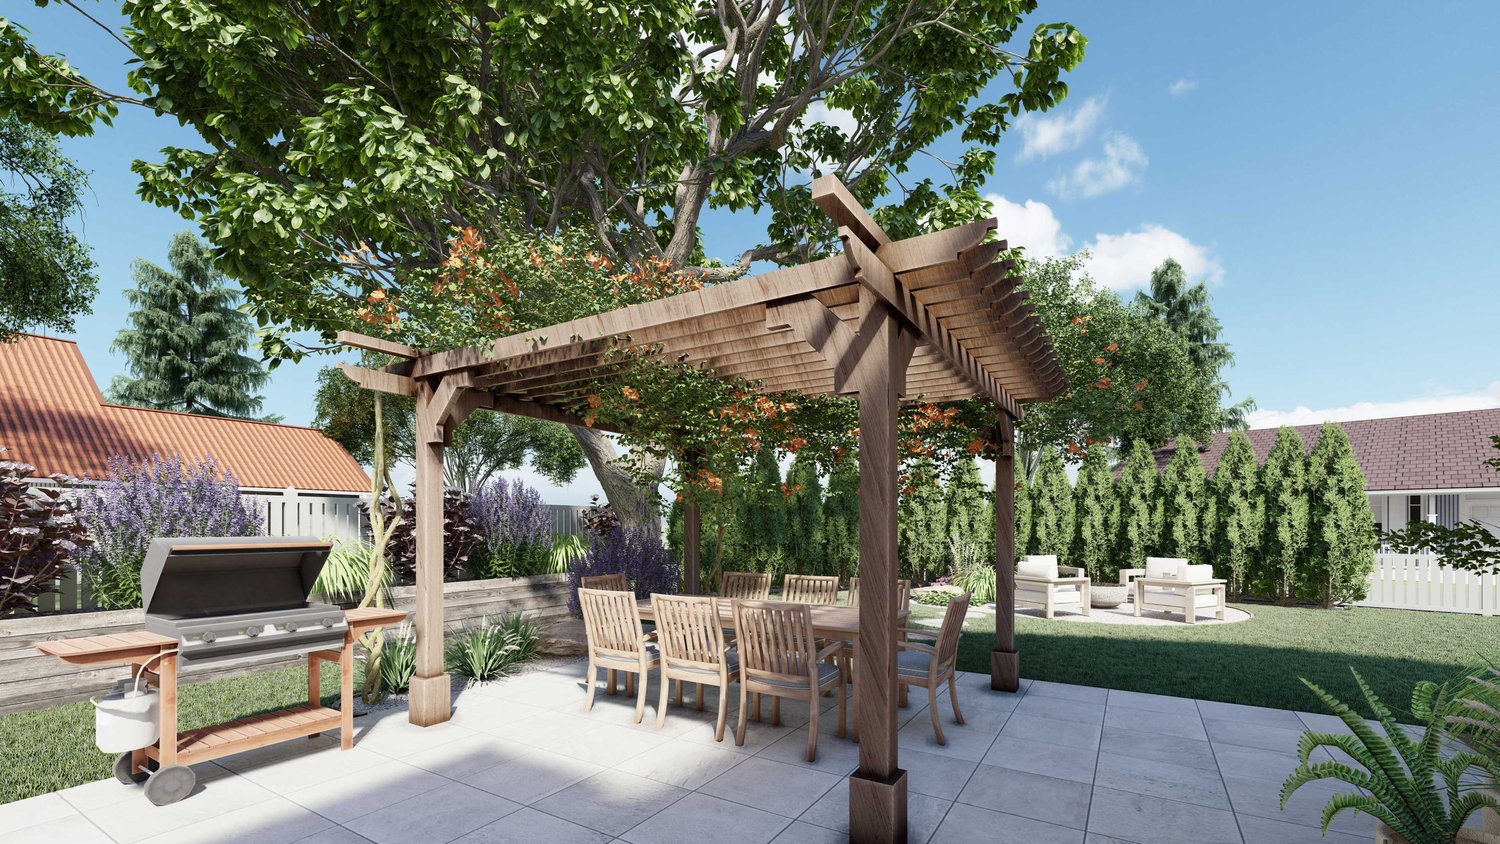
0;658;1375;843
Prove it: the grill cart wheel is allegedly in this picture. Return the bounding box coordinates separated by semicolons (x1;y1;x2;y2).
112;752;151;785
144;764;195;806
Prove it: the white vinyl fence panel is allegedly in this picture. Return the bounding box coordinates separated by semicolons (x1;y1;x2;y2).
246;489;368;541
1359;552;1497;616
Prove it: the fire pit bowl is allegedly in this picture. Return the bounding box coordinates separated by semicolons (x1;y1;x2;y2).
1090;583;1128;609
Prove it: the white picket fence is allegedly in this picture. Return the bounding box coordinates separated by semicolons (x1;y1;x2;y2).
1359;552;1498;616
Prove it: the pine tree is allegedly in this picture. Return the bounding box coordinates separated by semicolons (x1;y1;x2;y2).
1260;426;1310;602
944;457;991;560
1029;449;1075;564
898;457;947;582
1212;432;1263;597
109;231;271;418
1306;423;1377;607
1013;470;1033;560
1116;439;1159;571
822;459;860;581
1158;438;1208;561
783;455;825;575
1072;448;1116;580
737;449;787;575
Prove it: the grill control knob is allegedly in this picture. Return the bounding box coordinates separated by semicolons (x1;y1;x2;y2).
322;617;337;628
244;626;260;638
200;631;216;644
284;622;298;633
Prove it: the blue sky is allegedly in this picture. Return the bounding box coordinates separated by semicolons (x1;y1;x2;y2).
11;2;1499;502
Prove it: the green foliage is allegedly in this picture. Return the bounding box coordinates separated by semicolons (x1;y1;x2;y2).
0;117;97;339
1072;448;1116;580
312;538;391;606
1385;435;1500;575
445;614;540;683
948;538;997;604
363;623;416;695
737;449;788;576
822;460;860;581
1260;427;1310;602
1306;423;1377;607
1212;432;1263;596
944;458;991;561
898;458;948;582
547;534;589;576
1028;449;1074;563
1012;470;1032;563
0;458;91;617
108;231;270;419
1157;438;1208;562
1114;439;1159;571
783;455;825;575
915;590;955;607
1280;670;1499;844
1136;258;1254;430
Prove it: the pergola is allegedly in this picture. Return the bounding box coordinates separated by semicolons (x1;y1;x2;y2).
339;175;1066;842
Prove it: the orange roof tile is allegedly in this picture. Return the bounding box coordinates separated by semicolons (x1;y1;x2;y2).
0;334;369;492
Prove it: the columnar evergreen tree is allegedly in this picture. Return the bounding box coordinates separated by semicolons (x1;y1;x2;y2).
783;455;825;575
1013;470;1033;561
1029;449;1075;564
1212;432;1263;597
1306;423;1377;607
898;457;948;582
822;460;860;582
1072;448;1117;579
1158;438;1208;561
944;458;991;560
109;231;270;418
737;449;787;574
1260;427;1310;602
1115;439;1160;571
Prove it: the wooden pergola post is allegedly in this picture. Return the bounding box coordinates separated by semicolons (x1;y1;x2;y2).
409;380;451;725
991;410;1020;692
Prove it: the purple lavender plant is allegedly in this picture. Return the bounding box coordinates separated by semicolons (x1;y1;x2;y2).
469;478;552;578
567;526;680;615
74;454;262;609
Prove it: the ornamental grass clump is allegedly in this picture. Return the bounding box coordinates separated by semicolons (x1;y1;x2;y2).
567;526;679;615
0;457;92;617
75;454;260;609
361;622;416;695
468;477;551;578
446;614;539;682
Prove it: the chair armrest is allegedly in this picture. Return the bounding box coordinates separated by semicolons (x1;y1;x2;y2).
1118;568;1146;586
815;641;845;662
1059;566;1086;577
1052;576;1090;584
640;631;658;644
898;641;937;655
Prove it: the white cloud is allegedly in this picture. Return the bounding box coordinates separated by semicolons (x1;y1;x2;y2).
1246;383;1500;429
1168;77;1199;96
1082;224;1223;291
802;101;859;137
983;195;1072;258
1015;95;1106;161
1048;132;1148;198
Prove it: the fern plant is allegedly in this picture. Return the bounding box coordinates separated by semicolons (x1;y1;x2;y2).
1281;669;1500;844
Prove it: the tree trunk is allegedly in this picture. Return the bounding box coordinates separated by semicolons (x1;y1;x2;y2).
568;425;664;536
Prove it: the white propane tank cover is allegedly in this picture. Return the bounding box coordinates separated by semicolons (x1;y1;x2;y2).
93;686;160;754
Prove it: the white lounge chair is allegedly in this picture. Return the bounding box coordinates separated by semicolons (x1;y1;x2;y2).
1014;555;1091;619
1132;557;1227;624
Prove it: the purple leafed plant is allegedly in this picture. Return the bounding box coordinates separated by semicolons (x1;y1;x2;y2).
0;458;92;617
567;526;680;614
74;454;262;609
367;487;479;584
469;477;551;578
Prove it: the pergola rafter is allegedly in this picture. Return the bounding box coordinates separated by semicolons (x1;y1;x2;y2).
338;176;1065;844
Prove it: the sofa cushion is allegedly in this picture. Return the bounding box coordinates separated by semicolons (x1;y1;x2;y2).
1181;564;1216;581
1146;556;1188;580
1017;585;1082;604
1018;555;1060;580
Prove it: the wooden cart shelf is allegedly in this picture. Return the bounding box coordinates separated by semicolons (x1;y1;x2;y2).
149;703;342;766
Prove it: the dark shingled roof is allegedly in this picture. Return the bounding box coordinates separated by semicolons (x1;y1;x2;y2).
1153;408;1500;492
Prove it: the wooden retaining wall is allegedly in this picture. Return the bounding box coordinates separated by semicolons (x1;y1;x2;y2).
0;574;571;715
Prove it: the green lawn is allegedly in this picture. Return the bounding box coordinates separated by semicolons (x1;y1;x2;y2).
909;602;1500;717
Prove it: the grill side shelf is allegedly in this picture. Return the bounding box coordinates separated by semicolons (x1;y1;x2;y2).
145;703;341;767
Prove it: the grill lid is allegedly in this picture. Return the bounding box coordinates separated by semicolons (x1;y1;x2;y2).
141;536;334;618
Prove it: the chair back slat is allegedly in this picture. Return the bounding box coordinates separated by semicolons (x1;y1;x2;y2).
936;592;971;672
719;571;771;601
732;599;817;685
581;573;628;592
847;577;911;608
782;574;840;605
652;594;726;672
579;587;644;659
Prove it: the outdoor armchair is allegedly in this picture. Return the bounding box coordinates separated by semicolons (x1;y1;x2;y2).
650;594;739;741
579;587;659;723
1014;555;1091;619
1134;557;1227;624
731;599;847;762
897;592;970;745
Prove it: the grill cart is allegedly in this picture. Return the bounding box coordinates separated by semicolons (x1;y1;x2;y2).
37;537;406;806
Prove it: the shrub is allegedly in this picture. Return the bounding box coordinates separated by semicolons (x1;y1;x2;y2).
579;495;620;537
568;526;679;614
1158;437;1209;563
1114;439;1158;572
75;454;260;609
1212;432;1263;598
0;458;92;616
1259;426;1310;602
1029;449;1074;563
361;622;416;695
547;533;588;575
312;538;390;605
370;487;479;583
445;614;539;682
468;477;551;578
1072;448;1116;580
947;538;997;605
1306;423;1377;606
916;590;954;606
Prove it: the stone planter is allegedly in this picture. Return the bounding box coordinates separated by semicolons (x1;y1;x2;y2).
1090;583;1128;609
1377;821;1500;843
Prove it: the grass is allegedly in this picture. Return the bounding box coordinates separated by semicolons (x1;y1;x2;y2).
906;601;1500;718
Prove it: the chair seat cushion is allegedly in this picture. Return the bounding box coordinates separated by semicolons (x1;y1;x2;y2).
594;643;659;667
1143;589;1222;608
672;647;740;677
755;662;841;690
897;648;934;678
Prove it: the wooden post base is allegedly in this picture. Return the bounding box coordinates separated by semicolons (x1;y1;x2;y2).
408;673;452;726
849;768;908;844
990;648;1020;692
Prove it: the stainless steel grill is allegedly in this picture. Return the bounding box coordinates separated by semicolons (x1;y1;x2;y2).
141;537;348;666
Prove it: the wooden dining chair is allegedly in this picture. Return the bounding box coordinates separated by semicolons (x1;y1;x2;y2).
897;592;970;745
782;574;840;605
846;577;912;608
580;572;628;591
718;571;771;601
731;599;846;762
651;594;738;741
578;587;658;724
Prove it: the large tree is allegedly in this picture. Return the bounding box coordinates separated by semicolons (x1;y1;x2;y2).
0;116;97;340
110;231;271;418
2;0;1085;529
1136;258;1254;430
1211;431;1262;597
1305;423;1376;607
1260;426;1310;602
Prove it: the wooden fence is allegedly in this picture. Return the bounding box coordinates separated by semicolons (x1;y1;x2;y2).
1359;552;1497;616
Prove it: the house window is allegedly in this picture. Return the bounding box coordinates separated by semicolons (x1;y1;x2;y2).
1409;495;1423;524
